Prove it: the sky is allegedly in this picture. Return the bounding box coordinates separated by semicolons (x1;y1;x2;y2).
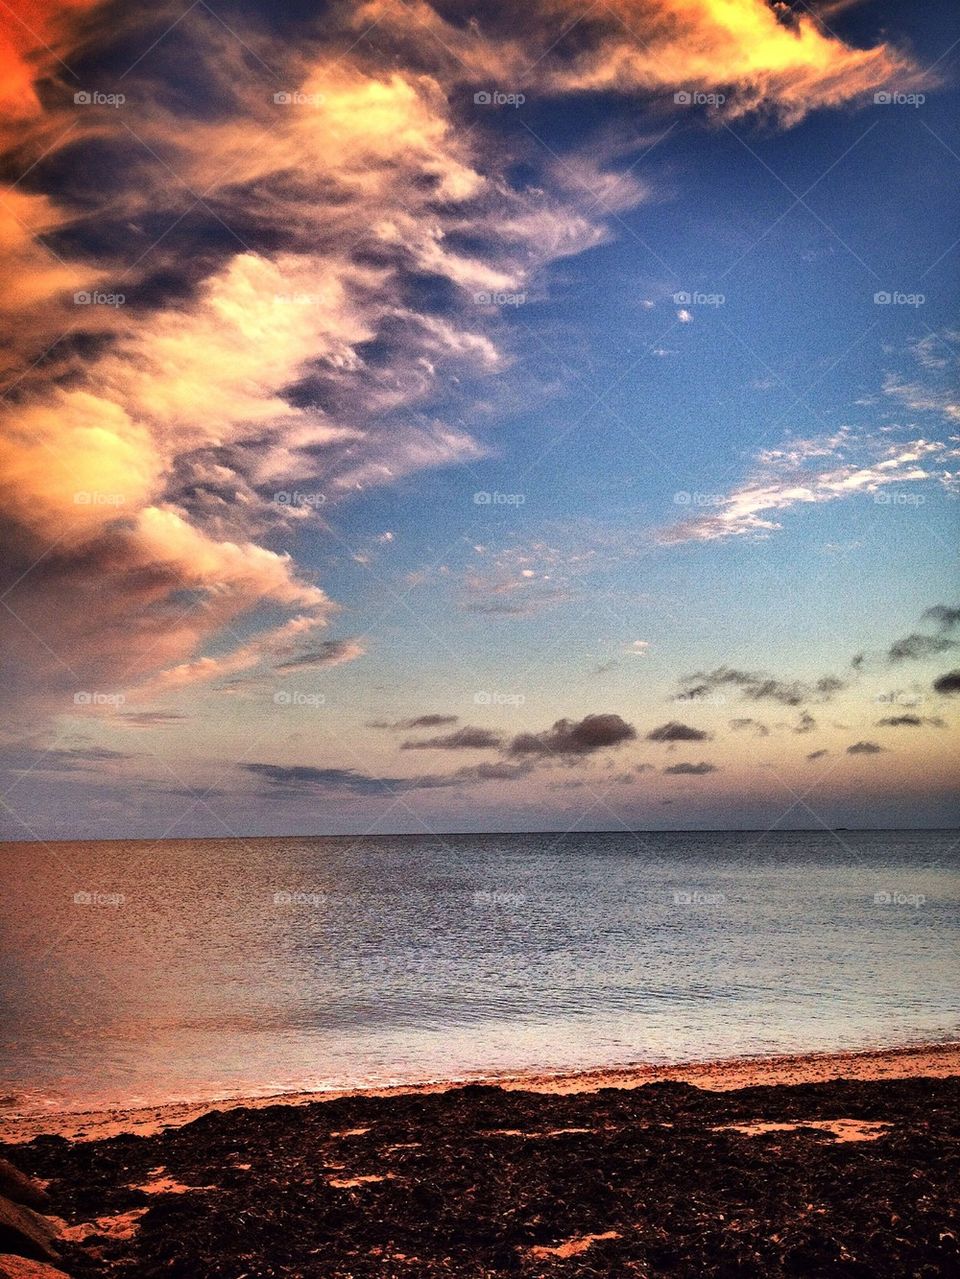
0;0;958;840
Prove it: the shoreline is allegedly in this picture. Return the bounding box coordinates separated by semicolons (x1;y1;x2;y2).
4;1038;958;1144
6;1043;959;1278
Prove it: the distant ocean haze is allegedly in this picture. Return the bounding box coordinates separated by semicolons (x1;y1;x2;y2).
0;830;957;1114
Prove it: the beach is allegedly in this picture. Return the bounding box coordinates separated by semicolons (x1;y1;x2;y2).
2;1043;958;1277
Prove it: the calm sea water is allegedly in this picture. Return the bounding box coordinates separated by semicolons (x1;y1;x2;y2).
1;830;958;1115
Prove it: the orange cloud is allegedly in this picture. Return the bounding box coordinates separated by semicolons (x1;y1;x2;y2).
553;0;919;120
0;0;100;122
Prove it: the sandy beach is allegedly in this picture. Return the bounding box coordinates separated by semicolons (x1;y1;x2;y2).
1;1042;958;1277
2;1039;958;1145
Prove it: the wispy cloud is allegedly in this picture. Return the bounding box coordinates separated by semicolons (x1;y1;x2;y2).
400;727;504;751
658;429;956;546
677;666;846;707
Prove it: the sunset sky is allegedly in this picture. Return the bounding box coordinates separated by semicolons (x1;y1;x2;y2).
1;0;957;839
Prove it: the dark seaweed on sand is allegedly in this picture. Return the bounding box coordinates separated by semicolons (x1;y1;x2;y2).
6;1075;960;1278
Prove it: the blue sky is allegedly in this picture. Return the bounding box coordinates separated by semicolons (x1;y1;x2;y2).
0;0;957;837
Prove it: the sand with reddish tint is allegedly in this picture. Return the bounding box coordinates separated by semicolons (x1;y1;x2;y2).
2;1045;958;1277
2;1040;957;1144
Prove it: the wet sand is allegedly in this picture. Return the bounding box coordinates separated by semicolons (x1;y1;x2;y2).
1;1043;958;1277
2;1039;958;1144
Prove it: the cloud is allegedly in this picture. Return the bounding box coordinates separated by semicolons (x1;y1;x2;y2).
887;634;957;663
933;671;960;695
883;331;960;426
550;0;919;123
658;430;956;545
922;605;960;631
369;0;918;125
806;749;829;761
677;666;845;707
400;726;504;751
116;711;189;729
274;639;366;672
793;711;817;734
846;741;885;755
2;4;653;727
4;743;138;776
507;713;637;757
875;715;946;728
663;761;718;775
245;764;406;795
729;717;769;737
368;715;459;730
646;721;711;742
0;0;101;132
426;760;534;787
244;757;534;794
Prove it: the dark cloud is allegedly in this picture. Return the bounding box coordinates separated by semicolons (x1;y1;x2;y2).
244;757;533;794
875;714;946;728
729;717;769;736
922;604;960;631
507;713;637;757
4;744;139;776
793;711;817;734
677;666;846;707
245;764;407;795
887;634;956;663
400;726;504;751
463;602;532;616
368;715;459;730
117;711;188;728
274;639;364;671
646;721;711;742
806;749;829;760
933;670;960;695
427;761;534;787
663;761;718;775
846;741;885;755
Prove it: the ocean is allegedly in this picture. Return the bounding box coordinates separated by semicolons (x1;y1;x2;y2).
1;829;957;1115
